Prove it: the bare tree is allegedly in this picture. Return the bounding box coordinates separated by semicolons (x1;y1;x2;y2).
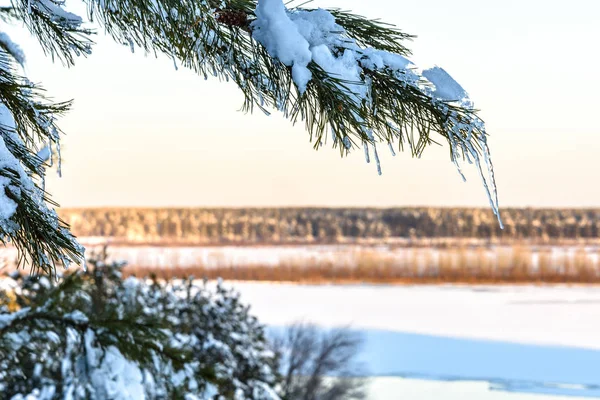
273;322;367;400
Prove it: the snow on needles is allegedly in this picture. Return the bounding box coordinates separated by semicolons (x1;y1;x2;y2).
0;33;25;66
252;0;313;93
35;0;83;28
251;0;502;223
251;0;467;104
252;4;366;97
0;105;26;228
0;16;85;262
422;66;468;103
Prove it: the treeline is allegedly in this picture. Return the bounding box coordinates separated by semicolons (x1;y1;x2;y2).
57;208;600;243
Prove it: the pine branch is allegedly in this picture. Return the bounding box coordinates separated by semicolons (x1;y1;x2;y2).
83;0;500;223
0;6;18;22
327;9;414;55
12;0;93;65
0;51;83;275
0;0;502;278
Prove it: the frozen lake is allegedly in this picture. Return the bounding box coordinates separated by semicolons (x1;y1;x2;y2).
230;283;600;398
367;378;587;400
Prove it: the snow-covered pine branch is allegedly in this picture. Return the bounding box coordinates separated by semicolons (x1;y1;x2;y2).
87;0;501;223
0;30;83;274
0;0;502;274
0;255;280;399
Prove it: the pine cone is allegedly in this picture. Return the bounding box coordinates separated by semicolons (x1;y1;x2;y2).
216;9;248;28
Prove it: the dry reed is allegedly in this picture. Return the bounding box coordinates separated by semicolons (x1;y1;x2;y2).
122;246;600;284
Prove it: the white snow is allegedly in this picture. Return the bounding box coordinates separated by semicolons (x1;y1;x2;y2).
0;32;25;65
252;1;466;107
36;146;51;163
234;283;600;398
252;3;371;95
63;310;88;323
358;48;411;72
288;8;343;48
251;2;409;100
35;0;82;26
233;283;600;350
367;378;581;400
0;307;30;330
252;0;313;93
85;330;146;400
423;66;468;103
0;105;24;228
312;45;366;100
0;174;17;225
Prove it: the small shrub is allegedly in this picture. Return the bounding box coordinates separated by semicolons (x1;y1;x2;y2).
273;323;367;400
0;248;279;400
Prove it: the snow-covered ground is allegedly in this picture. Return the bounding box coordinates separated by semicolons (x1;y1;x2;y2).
231;283;600;398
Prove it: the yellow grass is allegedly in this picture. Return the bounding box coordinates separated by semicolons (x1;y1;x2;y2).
122;245;600;284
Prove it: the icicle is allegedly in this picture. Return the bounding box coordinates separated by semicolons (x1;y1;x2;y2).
374;145;382;175
388;142;396;157
447;127;462;167
466;125;473;143
462;138;503;229
331;126;337;145
36;146;51;163
50;128;63;178
81;251;87;272
453;159;467;182
443;108;503;228
474;154;499;219
62;256;70;270
36;146;51;192
481;139;503;228
128;38;135;54
448;130;467;182
342;135;351;150
47;141;53;168
363;142;370;163
56;147;62;178
464;150;473;165
172;55;178;71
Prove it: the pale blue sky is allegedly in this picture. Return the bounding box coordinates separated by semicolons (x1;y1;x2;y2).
7;0;600;207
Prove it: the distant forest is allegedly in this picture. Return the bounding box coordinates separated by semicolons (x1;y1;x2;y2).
58;208;600;243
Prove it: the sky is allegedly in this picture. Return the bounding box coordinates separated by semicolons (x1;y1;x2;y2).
6;0;600;208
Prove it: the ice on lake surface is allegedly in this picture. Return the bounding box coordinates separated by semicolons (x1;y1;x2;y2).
367;378;590;400
232;283;600;398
